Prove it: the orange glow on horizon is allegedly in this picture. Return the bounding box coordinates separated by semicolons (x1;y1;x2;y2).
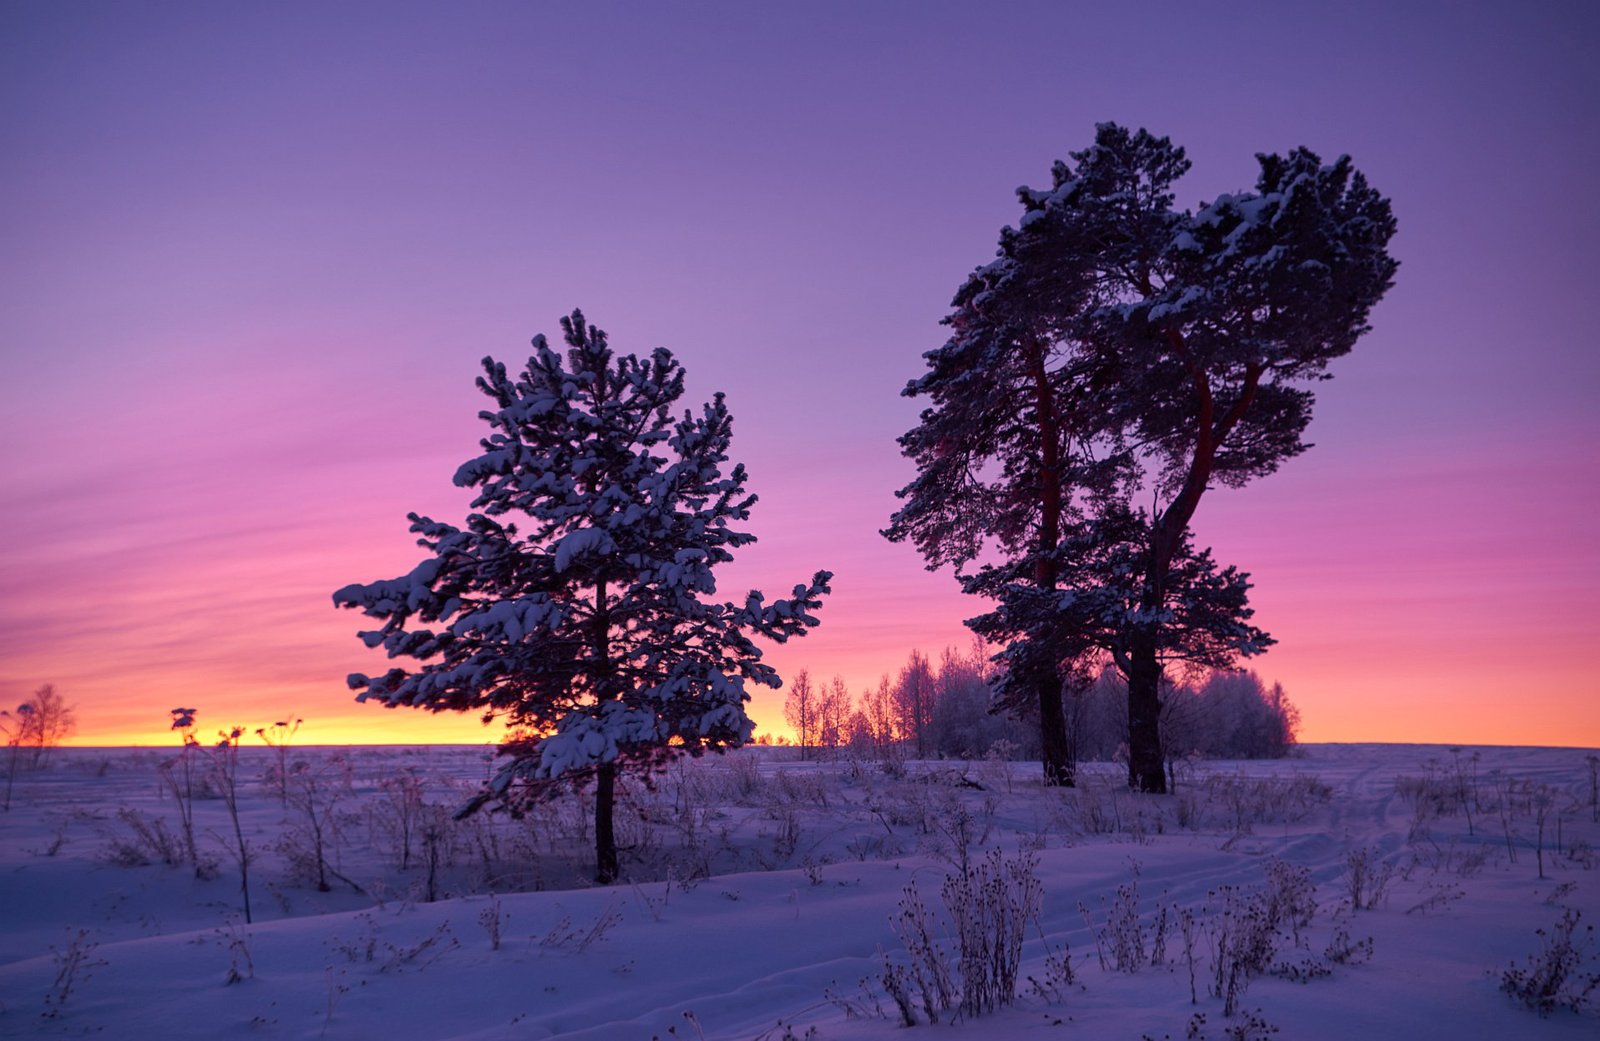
22;428;1600;754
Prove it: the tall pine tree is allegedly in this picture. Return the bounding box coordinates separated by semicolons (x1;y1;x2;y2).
335;311;830;881
890;125;1395;791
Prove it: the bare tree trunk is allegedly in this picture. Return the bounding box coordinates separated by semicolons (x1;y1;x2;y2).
594;762;618;884
1124;337;1262;794
1126;629;1166;793
2;743;19;811
1038;671;1075;787
592;576;619;885
1027;337;1074;788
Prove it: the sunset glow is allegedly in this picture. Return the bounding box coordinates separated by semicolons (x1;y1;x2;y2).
2;2;1595;748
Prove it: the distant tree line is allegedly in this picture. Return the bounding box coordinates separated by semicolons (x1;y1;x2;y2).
780;646;1297;765
1069;663;1300;763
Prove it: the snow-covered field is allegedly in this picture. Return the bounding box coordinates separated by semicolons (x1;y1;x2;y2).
3;743;1598;1039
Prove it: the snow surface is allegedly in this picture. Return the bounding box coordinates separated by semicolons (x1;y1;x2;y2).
2;744;1597;1039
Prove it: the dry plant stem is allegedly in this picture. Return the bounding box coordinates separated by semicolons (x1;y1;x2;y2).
1532;788;1554;880
1497;775;1520;865
322;967;349;1037
373;770;426;872
255;716;302;808
1;712;27;812
1179;906;1199;1003
1344;846;1393;911
284;756;349;893
478;894;504;950
43;929;107;1018
1501;908;1600;1016
891;882;952;1023
422;808;450;902
208;727;254;923
882;848;1042;1022
1586;755;1599;824
1447;748;1476;836
221;917;255;984
163;730;204;875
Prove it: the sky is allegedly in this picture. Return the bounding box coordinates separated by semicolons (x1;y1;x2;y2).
1;0;1596;748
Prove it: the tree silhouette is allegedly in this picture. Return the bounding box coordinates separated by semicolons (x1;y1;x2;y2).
336;311;829;881
891;124;1395;791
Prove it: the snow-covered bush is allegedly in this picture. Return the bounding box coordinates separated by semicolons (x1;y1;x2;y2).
278;754;352;893
882;847;1042;1023
1343;845;1395;911
884;881;955;1025
1200;773;1331;833
943;848;1042;1016
1098;879;1150;972
1261;860;1317;945
1206;884;1280;1016
369;768;427;872
101;807;185;868
1396;767;1476;826
1500;908;1600;1016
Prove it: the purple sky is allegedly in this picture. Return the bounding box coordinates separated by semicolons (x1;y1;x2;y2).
2;1;1596;746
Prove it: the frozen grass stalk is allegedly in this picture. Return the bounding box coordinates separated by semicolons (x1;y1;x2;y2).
478;893;504;950
282;754;351;893
883;847;1041;1022
220;916;255;984
1343;846;1393;911
42;928;106;1019
1;702;34;812
210;725;255;923
942;848;1041;1016
1586;755;1599;824
255;715;302;808
163;708;205;876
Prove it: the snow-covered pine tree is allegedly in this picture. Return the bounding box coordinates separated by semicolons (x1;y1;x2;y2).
334;311;830;883
883;226;1125;785
890;124;1394;792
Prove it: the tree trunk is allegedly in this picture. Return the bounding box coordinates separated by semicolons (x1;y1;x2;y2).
1124;338;1263;794
1026;336;1074;788
1038;670;1075;787
592;575;620;885
2;743;18;812
1126;628;1166;793
594;762;618;884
